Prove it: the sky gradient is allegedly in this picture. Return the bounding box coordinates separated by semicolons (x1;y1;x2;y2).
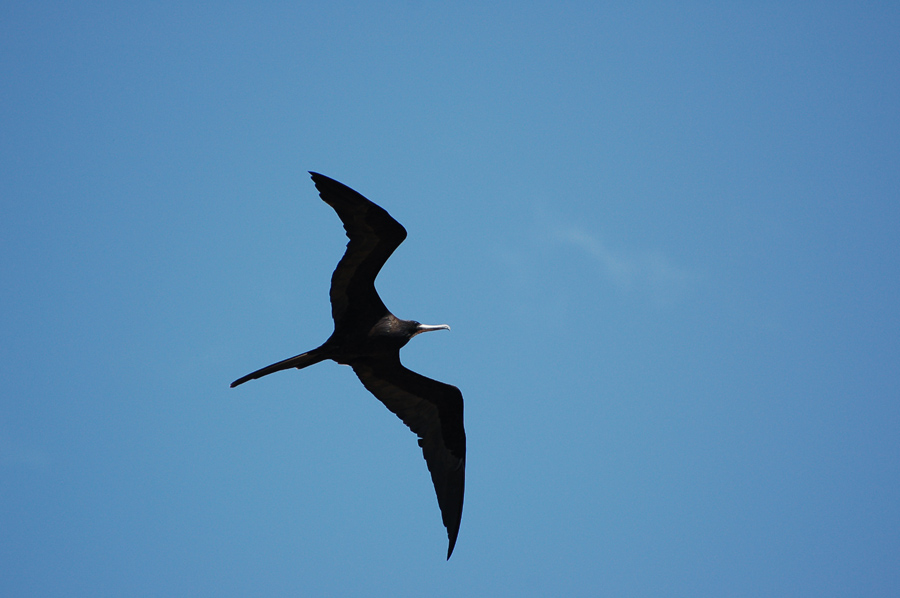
2;2;899;596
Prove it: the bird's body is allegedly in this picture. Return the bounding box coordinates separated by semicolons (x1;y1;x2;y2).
231;173;465;559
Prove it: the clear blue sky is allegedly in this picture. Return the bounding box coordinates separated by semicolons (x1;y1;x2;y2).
2;2;899;596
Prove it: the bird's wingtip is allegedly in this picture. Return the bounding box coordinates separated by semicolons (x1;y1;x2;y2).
446;534;458;560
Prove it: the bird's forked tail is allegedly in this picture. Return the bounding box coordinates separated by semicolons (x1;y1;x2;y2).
230;348;327;388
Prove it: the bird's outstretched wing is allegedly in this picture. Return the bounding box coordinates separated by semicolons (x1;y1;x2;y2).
309;172;407;333
350;355;466;559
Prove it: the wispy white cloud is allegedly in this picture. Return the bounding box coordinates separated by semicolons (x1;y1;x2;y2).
551;224;696;303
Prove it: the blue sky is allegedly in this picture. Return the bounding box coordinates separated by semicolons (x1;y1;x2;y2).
2;2;899;596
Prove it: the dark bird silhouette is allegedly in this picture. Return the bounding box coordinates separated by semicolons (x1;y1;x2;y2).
231;172;465;559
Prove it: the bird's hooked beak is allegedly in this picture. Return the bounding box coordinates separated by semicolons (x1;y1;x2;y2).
413;323;451;337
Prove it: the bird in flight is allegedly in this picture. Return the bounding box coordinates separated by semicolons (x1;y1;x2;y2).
231;173;466;559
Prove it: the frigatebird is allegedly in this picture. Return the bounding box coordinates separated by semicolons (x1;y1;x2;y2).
231;172;465;559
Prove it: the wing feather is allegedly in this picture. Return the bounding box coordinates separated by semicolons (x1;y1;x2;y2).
351;355;466;559
309;172;407;332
